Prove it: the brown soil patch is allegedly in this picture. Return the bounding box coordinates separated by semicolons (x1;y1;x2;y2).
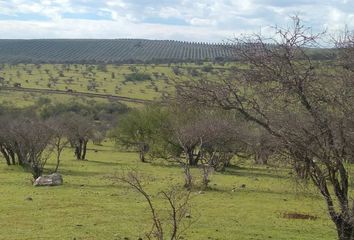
282;212;318;220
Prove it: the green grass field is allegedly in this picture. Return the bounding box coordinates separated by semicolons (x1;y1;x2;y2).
0;63;340;239
0;141;336;240
0;63;233;106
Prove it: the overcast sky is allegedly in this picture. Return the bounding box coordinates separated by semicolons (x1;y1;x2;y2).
0;0;353;42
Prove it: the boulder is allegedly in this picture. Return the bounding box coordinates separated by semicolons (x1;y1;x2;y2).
34;173;63;186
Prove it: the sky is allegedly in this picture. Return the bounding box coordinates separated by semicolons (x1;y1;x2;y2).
0;0;353;42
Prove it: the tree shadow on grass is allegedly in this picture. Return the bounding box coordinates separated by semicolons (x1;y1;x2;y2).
194;186;233;194
221;165;289;180
57;169;104;177
84;159;124;167
65;182;124;190
135;162;288;181
188;184;307;197
235;187;316;196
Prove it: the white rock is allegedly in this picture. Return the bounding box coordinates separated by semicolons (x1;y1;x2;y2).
34;173;63;186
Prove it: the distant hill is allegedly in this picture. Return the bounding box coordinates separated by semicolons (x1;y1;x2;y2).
0;39;237;64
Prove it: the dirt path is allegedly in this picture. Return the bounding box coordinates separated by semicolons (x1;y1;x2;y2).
0;86;153;104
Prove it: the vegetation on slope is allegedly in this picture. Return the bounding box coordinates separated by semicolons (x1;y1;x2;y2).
0;39;335;64
0;39;237;64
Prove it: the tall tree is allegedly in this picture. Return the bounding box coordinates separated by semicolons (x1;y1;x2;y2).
47;115;70;172
0;115;17;166
64;113;95;160
112;105;168;162
10;118;54;179
176;16;354;240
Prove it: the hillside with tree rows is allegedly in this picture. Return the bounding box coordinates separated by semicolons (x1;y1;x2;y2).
0;39;240;64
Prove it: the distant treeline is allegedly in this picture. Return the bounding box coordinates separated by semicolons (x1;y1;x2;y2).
0;39;335;64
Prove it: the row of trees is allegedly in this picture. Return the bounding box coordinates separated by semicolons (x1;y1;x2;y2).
112;105;277;189
0;99;127;179
0;113;97;178
0;39;238;64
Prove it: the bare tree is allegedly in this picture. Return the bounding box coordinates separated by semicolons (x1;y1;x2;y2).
195;113;243;188
176;16;354;240
10;118;54;179
64;113;95;160
158;107;243;189
245;127;280;165
47;115;70;172
118;171;194;240
0;115;17;165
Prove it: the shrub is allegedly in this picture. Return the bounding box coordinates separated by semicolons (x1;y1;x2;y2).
124;72;152;82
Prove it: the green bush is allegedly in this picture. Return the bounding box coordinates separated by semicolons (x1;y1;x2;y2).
124;72;152;82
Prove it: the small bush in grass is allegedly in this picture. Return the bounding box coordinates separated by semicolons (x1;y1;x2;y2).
124;72;152;82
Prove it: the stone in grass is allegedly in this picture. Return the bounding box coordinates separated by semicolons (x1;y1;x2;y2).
34;173;63;186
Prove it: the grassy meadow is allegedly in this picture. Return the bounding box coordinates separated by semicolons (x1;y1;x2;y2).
0;63;339;240
0;141;336;240
0;63;231;102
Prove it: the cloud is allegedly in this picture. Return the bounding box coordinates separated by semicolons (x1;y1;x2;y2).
0;18;236;42
189;18;216;27
0;0;353;41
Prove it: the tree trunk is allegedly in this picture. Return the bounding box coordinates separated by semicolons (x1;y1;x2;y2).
254;150;268;165
312;162;353;240
335;217;354;240
54;151;61;172
183;164;192;189
31;164;42;179
75;139;83;160
81;140;88;160
139;150;145;162
187;149;199;166
221;153;233;170
75;146;81;160
138;143;149;162
16;151;24;166
9;149;16;165
202;166;210;189
0;146;11;165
